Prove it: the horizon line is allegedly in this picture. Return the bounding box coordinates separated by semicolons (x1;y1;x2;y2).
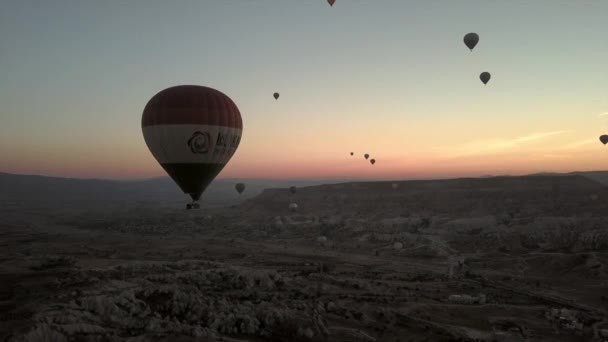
2;169;607;184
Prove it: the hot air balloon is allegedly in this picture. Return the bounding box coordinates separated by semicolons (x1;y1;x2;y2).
480;72;491;85
273;92;279;100
289;186;297;195
350;152;354;156
328;0;335;6
364;153;369;160
142;85;242;210
235;183;245;194
600;135;608;145
370;159;376;165
463;33;479;51
392;183;399;190
289;203;298;212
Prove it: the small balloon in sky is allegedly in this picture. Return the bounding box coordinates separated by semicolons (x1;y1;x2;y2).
327;0;336;7
480;72;491;85
350;152;354;156
600;135;608;145
273;92;280;100
370;159;376;165
364;153;369;160
463;33;479;51
235;183;245;194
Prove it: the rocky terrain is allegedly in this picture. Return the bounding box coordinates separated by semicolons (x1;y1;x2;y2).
1;174;607;341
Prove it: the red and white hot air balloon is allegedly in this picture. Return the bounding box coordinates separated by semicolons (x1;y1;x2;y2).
141;85;243;209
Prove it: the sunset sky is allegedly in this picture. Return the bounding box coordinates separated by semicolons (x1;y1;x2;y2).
1;0;607;180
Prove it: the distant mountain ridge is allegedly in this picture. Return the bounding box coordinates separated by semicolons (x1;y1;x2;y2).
528;171;608;186
1;170;606;209
0;172;350;208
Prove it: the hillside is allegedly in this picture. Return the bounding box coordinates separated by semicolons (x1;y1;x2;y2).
240;175;608;218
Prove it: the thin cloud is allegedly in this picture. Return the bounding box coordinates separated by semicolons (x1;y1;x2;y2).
513;131;567;143
441;130;566;158
542;154;572;159
598;112;608;118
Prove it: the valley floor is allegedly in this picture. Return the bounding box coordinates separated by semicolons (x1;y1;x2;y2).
1;206;607;342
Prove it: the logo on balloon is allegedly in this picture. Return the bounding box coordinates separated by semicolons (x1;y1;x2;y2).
187;131;211;154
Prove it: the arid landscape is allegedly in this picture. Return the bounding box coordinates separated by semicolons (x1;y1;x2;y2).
1;172;608;342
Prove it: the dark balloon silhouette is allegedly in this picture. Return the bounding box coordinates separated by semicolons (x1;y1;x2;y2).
328;0;335;6
273;92;279;100
350;152;354;156
370;159;376;165
235;183;245;194
289;186;297;195
463;33;479;51
480;72;491;85
141;85;242;209
364;153;369;160
600;135;608;145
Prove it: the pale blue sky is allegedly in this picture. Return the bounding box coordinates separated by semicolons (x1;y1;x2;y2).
1;1;607;179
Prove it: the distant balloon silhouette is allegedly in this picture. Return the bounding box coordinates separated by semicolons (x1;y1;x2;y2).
480;72;491;85
327;0;335;6
289;186;297;195
350;152;354;156
273;92;279;100
289;203;298;212
235;183;245;194
463;33;479;51
364;153;369;160
370;159;376;165
600;135;608;145
141;85;242;210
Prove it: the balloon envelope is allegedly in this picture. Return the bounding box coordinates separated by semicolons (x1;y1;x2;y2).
273;92;279;100
370;159;376;165
289;186;297;195
600;135;608;145
350;152;354;156
235;183;245;194
328;0;335;6
463;33;479;51
364;153;369;160
142;85;242;201
480;72;491;85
